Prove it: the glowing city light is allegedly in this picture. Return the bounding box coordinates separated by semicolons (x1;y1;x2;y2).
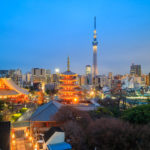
90;91;95;96
29;136;33;141
55;68;60;73
74;98;78;102
12;133;15;139
12;140;16;145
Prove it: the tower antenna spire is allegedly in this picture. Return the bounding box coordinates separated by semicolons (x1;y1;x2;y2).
67;56;70;71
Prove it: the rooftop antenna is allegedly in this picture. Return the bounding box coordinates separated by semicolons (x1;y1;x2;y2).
67;56;70;71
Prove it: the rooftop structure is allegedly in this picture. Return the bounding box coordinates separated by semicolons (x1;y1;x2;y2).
0;78;28;103
30;100;62;121
30;100;97;122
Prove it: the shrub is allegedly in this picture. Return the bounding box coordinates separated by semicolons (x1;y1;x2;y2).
121;104;150;124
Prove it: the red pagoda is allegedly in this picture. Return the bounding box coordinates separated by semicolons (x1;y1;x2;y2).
59;57;81;103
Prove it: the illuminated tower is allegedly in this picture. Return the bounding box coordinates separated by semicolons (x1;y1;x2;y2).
59;57;81;103
92;16;98;79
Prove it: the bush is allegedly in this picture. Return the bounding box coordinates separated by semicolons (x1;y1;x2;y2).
98;98;121;117
89;107;113;120
121;104;150;124
20;107;28;113
11;113;22;122
0;113;3;121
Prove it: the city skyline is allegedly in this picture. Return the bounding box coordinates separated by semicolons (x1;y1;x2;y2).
0;0;150;74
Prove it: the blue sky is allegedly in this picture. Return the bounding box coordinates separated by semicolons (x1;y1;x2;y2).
0;0;150;75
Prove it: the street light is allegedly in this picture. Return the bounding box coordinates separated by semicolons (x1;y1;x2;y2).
12;133;15;139
90;91;95;96
26;132;29;137
12;140;16;145
34;143;38;150
29;136;33;141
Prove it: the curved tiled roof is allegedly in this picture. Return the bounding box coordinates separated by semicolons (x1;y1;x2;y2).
0;89;18;95
61;71;76;75
0;78;29;95
30;101;62;121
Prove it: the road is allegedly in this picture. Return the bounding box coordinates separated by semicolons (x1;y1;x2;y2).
11;130;34;150
12;137;34;150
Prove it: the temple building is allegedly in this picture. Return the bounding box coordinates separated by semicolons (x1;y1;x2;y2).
0;78;29;103
59;57;81;103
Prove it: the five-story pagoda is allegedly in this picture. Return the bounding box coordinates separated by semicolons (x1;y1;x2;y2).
59;57;80;103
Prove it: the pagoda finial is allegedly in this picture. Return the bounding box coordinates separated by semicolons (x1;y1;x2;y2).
94;16;96;30
67;56;70;71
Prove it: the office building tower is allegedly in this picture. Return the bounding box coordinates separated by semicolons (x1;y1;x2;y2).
86;65;92;75
130;64;141;76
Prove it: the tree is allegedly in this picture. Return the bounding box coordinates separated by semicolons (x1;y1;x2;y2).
0;100;4;111
98;98;121;117
62;121;88;150
53;106;91;129
53;106;92;150
0;113;3;121
46;88;58;96
121;104;150;124
87;118;150;150
89;107;113;120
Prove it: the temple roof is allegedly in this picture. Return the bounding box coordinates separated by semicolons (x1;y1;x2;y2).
30;100;62;121
0;89;18;95
61;70;76;75
0;78;29;96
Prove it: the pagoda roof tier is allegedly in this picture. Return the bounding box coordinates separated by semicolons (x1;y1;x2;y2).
59;89;78;91
59;91;80;94
59;96;78;99
59;79;77;82
59;91;79;95
59;84;79;87
60;71;77;76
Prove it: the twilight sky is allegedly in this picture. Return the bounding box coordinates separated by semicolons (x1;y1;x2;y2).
0;0;150;75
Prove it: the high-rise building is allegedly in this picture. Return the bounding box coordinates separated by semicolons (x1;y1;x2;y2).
22;72;32;87
130;64;141;76
149;73;150;86
31;68;51;84
146;73;150;86
85;65;92;85
8;69;22;87
108;72;113;80
78;75;86;86
92;17;98;79
86;65;92;75
0;70;9;78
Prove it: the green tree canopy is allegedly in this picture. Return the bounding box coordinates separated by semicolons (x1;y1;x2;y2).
89;107;113;120
121;104;150;124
